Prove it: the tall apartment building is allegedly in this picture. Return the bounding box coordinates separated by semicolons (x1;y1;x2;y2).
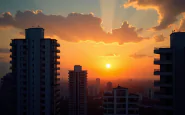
88;85;97;96
10;27;60;115
105;82;113;92
0;73;16;115
96;78;100;95
68;65;87;115
103;86;139;115
154;32;185;115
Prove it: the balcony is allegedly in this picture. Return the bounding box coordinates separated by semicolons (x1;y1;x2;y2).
56;55;60;59
55;78;60;81
154;91;173;99
55;72;60;76
154;69;172;76
154;58;172;65
154;80;172;87
56;43;60;47
55;61;60;65
154;47;172;54
56;49;60;53
56;67;60;70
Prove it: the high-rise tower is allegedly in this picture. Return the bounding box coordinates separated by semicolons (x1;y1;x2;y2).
154;32;185;115
68;65;87;115
10;27;61;115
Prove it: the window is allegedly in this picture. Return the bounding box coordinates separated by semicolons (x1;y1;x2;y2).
41;106;45;110
41;87;45;91
23;112;26;115
41;94;45;97
41;100;45;104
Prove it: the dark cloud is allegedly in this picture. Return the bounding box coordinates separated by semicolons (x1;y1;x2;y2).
0;48;9;53
130;53;153;58
0;10;147;44
124;0;185;31
153;34;166;42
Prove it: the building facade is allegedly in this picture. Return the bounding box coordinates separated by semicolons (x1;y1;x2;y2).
68;65;87;115
10;27;60;115
103;86;139;115
96;78;100;95
154;32;185;115
0;73;16;115
88;85;97;96
105;82;113;92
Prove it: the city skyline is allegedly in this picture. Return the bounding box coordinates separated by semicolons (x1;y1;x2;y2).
2;0;185;81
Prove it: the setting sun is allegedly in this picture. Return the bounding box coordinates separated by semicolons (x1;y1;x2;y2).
106;64;111;68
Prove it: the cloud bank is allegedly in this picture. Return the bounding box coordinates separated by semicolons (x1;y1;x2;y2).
130;53;153;58
0;10;147;44
124;0;185;31
153;34;166;42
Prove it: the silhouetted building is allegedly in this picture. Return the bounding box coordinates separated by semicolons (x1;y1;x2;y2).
10;27;60;115
144;88;154;99
60;81;69;100
105;82;112;92
0;73;16;115
88;85;97;96
103;85;139;115
68;65;87;115
154;32;185;115
96;78;100;95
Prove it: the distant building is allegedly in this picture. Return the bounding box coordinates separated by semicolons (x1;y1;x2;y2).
88;85;97;96
103;85;139;115
105;82;113;92
68;65;87;115
61;81;69;100
136;93;143;101
10;27;60;115
144;88;154;99
154;32;185;115
96;78;100;95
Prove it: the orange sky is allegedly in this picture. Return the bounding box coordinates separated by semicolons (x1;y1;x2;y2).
1;0;185;81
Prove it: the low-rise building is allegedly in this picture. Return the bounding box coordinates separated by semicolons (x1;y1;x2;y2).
103;85;139;115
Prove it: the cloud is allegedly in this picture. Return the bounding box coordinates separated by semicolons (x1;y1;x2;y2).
0;10;147;44
101;53;120;57
0;48;9;53
179;14;185;31
130;53;153;58
124;0;185;31
153;34;166;42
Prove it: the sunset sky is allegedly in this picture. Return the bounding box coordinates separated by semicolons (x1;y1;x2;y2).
1;0;185;81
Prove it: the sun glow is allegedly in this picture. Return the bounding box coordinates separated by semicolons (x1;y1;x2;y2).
106;64;111;68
